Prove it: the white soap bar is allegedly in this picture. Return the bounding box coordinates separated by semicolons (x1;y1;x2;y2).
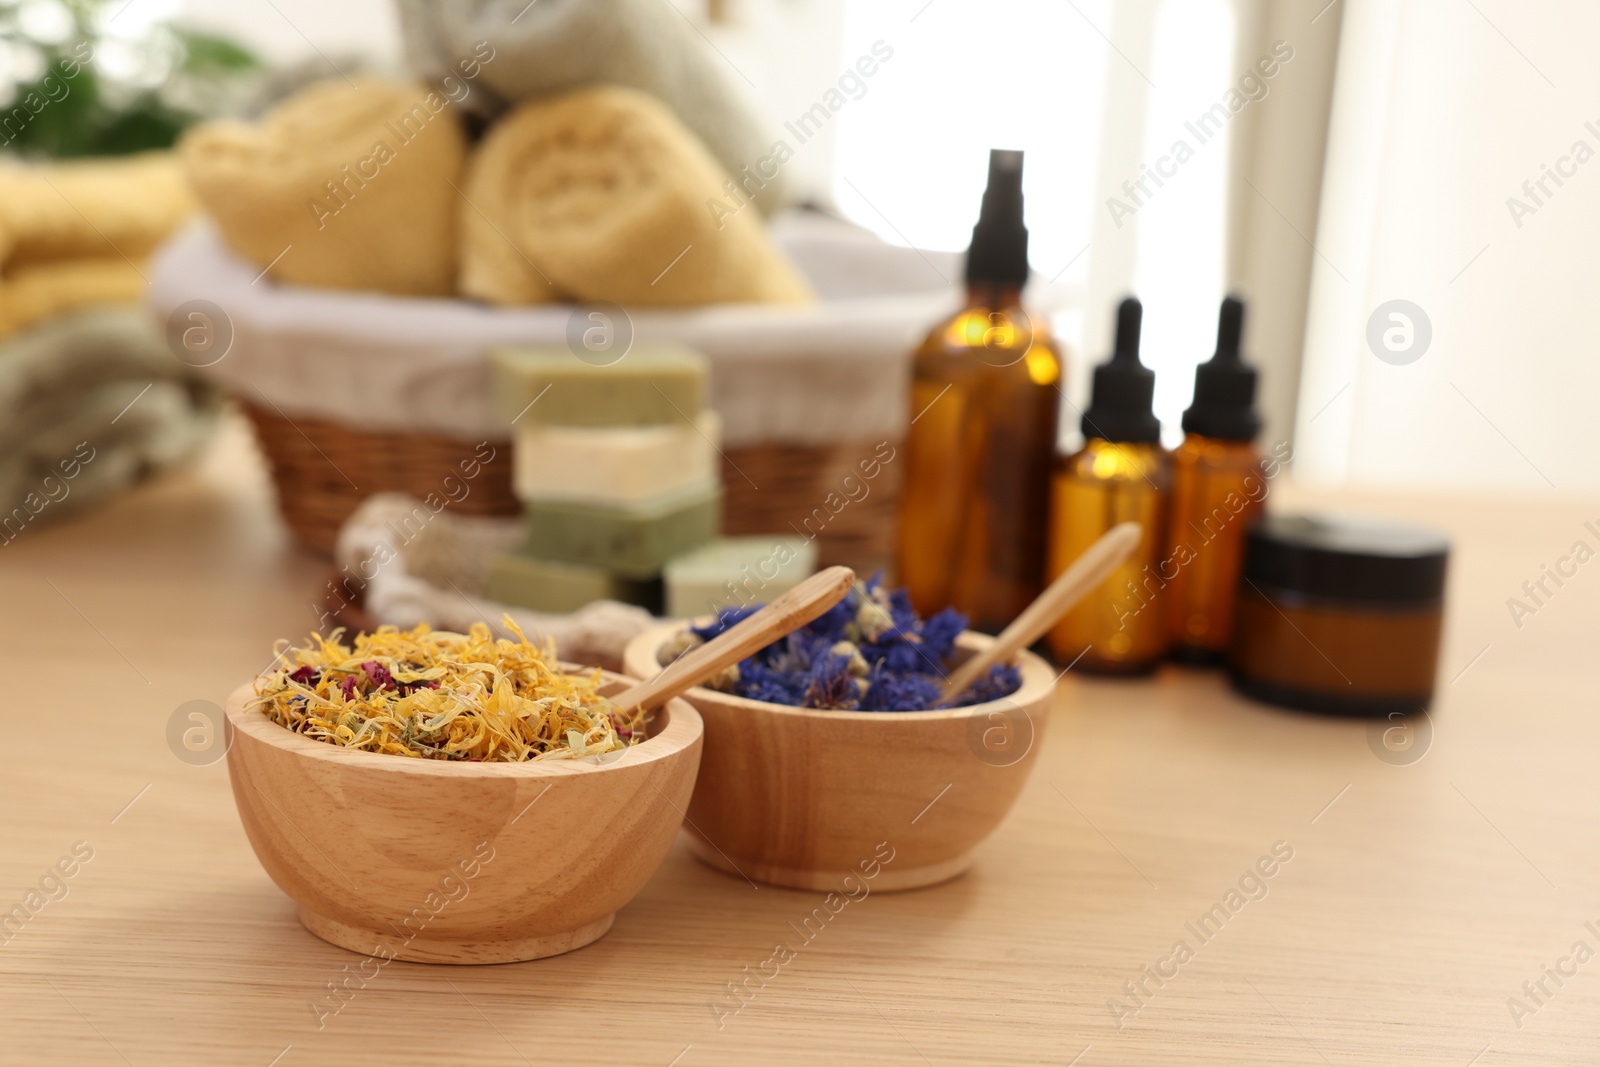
664;536;818;619
514;412;720;505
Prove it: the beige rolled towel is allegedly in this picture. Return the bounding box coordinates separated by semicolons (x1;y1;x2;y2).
179;77;466;296
460;86;812;308
0;153;194;271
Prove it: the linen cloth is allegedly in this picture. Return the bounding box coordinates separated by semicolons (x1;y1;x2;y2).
147;211;965;449
334;492;655;670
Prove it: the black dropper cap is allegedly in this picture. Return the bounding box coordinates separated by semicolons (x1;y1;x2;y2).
964;149;1030;286
1082;297;1160;443
1181;296;1261;441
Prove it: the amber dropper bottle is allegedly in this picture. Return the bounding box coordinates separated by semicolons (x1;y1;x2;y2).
1047;297;1170;673
1165;296;1266;663
895;149;1062;633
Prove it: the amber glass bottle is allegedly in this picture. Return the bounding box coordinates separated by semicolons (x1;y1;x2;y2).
1047;297;1170;673
1166;297;1265;662
896;150;1062;633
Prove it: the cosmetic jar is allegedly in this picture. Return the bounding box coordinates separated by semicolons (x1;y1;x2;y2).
1228;514;1449;716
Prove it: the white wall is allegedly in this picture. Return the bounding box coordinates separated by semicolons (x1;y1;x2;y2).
831;0;1111;290
684;0;851;206
162;0;402;65
1296;0;1600;491
106;0;395;65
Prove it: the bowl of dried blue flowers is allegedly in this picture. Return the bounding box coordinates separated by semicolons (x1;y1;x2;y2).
623;577;1054;890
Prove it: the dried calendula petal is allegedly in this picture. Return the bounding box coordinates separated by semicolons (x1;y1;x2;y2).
248;618;644;762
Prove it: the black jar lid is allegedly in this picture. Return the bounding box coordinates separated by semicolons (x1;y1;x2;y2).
1243;513;1450;605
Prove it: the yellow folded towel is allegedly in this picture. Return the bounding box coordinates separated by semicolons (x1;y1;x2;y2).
180;77;466;296
460;86;812;308
0;153;194;272
0;153;192;341
0;257;146;341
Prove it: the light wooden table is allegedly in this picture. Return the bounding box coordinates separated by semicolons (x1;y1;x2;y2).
2;414;1597;1066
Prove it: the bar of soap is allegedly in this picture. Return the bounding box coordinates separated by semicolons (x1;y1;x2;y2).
664;536;818;619
522;482;722;578
515;412;720;505
492;344;707;427
484;554;663;615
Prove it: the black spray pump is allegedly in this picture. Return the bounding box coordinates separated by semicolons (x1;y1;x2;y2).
964;149;1030;286
1182;295;1262;442
1082;297;1161;444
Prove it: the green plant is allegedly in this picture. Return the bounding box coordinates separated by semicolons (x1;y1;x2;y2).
0;0;260;158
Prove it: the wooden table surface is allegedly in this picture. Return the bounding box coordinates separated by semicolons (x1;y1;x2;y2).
2;413;1596;1066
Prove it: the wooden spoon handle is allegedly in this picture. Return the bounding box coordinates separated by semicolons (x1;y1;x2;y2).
612;565;858;713
941;522;1143;698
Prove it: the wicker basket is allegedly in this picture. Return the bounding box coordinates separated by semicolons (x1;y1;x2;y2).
243;401;900;576
718;441;901;577
242;402;520;553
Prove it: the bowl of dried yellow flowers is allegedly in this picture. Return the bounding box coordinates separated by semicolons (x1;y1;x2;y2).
224;619;702;964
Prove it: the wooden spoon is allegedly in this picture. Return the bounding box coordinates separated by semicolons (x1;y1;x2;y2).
940;522;1143;700
611;565;858;714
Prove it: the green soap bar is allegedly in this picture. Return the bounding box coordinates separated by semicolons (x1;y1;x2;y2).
492;344;708;427
664;536;817;619
485;554;663;615
522;483;722;579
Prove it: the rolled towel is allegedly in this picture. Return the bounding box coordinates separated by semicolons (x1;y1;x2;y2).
0;153;195;271
395;0;785;214
461;86;812;308
0;306;220;537
179;77;466;296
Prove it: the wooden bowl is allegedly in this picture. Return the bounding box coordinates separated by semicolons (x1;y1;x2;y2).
223;672;702;964
622;625;1053;891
